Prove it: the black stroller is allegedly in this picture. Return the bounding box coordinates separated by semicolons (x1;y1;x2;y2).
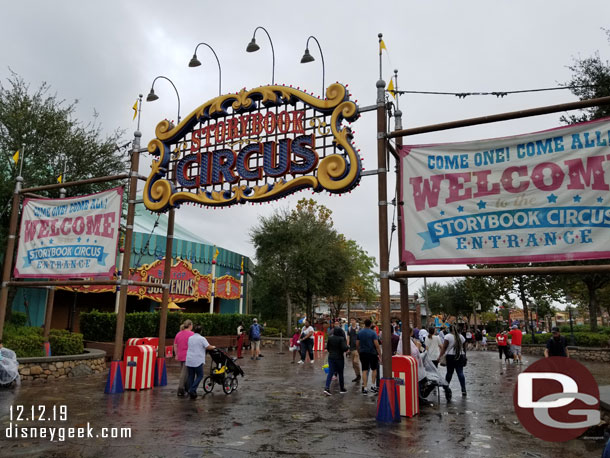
419;350;452;403
202;348;244;395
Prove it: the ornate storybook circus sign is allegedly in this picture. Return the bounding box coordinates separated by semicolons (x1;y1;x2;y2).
127;258;211;303
400;118;610;265
143;84;362;212
14;188;123;278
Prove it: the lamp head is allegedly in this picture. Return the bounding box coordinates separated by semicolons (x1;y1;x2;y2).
300;48;314;63
188;54;202;67
246;38;260;52
146;89;158;102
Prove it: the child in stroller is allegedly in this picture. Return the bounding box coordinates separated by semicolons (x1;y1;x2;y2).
420;350;452;402
0;346;20;388
202;348;244;395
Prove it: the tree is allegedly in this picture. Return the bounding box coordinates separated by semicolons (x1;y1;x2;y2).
559;32;610;330
561;29;610;124
327;237;377;320
469;263;563;337
0;74;127;318
250;199;352;332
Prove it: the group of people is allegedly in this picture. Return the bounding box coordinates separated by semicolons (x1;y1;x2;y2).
290;317;471;400
173;319;216;399
495;325;524;364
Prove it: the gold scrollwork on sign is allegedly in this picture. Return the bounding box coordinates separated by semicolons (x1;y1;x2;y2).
144;83;361;212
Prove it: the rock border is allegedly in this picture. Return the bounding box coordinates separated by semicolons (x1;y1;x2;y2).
17;348;106;384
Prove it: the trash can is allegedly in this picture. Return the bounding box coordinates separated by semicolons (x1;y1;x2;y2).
126;338;147;346
123;345;155;391
314;331;325;351
392;355;419;417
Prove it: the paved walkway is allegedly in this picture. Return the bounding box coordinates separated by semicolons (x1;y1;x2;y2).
0;349;607;457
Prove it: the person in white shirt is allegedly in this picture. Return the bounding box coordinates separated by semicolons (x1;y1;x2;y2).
186;325;216;399
425;327;442;367
438;325;467;396
298;320;315;363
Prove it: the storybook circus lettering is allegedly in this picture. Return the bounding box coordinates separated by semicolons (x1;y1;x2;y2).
14;188;123;278
143;84;362;212
400;118;610;265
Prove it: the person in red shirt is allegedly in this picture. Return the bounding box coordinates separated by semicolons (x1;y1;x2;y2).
173;319;194;397
509;325;523;365
496;330;510;363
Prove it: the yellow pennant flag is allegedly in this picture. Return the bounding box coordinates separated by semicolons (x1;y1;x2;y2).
132;100;138;120
213;247;219;261
57;174;63;184
387;78;396;99
240;257;244;272
12;150;19;164
379;39;387;52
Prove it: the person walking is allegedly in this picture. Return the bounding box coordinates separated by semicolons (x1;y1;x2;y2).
475;328;483;351
289;327;301;363
347;318;361;383
509;325;523;364
465;328;473;351
249;318;264;360
185;325;216;399
324;327;349;395
496;329;510;363
438;324;467;397
299;320;315;364
356;319;381;395
236;321;245;359
426;326;442;367
173;319;194;397
544;326;570;358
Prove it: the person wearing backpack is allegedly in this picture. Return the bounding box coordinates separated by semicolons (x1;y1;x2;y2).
249;318;264;360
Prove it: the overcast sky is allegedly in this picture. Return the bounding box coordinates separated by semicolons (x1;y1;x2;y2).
2;0;610;295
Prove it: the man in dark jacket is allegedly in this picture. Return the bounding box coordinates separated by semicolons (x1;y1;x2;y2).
545;327;570;358
324;328;348;396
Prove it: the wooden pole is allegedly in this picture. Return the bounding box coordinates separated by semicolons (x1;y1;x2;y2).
393;73;411;356
0;176;23;342
112;132;141;361
376;76;392;377
157;208;175;359
42;187;66;350
389;264;610;279
387;95;610;139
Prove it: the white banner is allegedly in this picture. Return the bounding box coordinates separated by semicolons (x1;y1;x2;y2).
400;118;610;265
14;187;123;278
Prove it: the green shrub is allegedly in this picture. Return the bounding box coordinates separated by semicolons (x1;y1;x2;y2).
558;325;610;335
3;325;44;357
8;311;28;327
48;329;84;356
262;319;288;336
522;332;609;347
262;326;280;337
79;311;257;341
79;309;115;342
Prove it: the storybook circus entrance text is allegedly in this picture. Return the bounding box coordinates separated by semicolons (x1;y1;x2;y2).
3;39;610;427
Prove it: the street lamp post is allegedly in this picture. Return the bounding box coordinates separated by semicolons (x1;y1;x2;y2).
530;300;537;344
300;35;325;98
568;306;576;346
146;76;182;123
565;294;576;346
188;42;222;96
246;26;275;85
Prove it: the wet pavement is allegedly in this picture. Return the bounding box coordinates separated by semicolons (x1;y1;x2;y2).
0;348;607;457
